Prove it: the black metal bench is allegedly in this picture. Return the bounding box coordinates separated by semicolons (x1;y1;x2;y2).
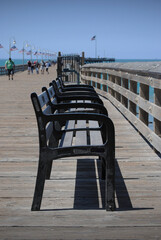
51;80;102;103
30;87;116;211
57;77;95;92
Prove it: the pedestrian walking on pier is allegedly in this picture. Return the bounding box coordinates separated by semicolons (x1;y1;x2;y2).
45;61;49;74
5;58;15;80
40;60;45;74
31;62;34;74
28;60;32;74
35;61;40;74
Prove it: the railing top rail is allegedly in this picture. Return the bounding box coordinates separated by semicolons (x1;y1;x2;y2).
82;61;161;79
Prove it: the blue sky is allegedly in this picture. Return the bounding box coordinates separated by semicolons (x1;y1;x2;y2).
1;0;161;59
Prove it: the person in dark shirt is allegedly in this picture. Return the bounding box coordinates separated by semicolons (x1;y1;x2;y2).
28;61;31;74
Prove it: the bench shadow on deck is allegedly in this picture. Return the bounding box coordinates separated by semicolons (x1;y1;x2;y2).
40;158;153;212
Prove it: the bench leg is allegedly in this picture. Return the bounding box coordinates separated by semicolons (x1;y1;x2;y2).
31;153;47;211
45;160;53;180
101;157;106;180
45;133;58;179
105;158;116;211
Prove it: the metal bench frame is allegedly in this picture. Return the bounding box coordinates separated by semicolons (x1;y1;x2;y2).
30;86;116;212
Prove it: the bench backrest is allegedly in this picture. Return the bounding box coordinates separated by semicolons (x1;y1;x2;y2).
57;77;64;88
42;85;57;105
49;80;62;97
31;91;54;148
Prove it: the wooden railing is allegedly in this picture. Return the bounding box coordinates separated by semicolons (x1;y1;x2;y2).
81;62;161;153
0;64;28;75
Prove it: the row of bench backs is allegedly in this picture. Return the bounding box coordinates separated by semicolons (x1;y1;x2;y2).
31;81;108;150
31;81;108;146
31;81;116;211
57;77;95;91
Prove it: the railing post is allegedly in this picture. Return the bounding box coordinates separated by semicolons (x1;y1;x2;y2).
87;71;92;85
110;75;115;97
108;75;111;94
108;75;113;96
154;88;161;137
57;51;62;78
121;78;128;108
81;52;85;65
97;72;101;89
129;80;137;115
103;73;107;92
92;72;96;87
115;76;121;102
139;83;149;125
84;71;88;84
84;71;90;85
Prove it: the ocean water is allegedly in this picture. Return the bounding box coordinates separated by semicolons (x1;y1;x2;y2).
116;59;161;63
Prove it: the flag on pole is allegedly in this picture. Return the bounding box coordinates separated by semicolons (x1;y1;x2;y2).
10;45;18;51
91;35;96;40
0;44;3;48
19;48;26;53
26;50;32;55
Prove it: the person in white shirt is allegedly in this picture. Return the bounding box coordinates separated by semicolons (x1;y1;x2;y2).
45;61;49;74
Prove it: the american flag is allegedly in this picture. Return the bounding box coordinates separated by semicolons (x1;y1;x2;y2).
10;45;18;51
0;44;3;48
19;48;26;53
91;35;96;41
26;50;32;55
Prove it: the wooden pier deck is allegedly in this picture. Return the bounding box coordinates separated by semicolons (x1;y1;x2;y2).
0;66;161;239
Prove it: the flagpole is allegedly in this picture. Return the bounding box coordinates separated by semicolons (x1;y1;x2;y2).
9;41;11;58
91;35;97;58
95;37;97;58
9;37;16;58
23;41;28;71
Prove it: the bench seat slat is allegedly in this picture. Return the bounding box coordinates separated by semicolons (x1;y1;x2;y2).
59;120;75;147
75;120;87;146
89;120;103;145
75;130;87;146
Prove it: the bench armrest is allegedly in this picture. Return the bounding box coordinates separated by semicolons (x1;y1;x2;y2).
61;87;96;93
57;91;98;97
62;84;94;89
57;95;103;104
51;102;108;115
